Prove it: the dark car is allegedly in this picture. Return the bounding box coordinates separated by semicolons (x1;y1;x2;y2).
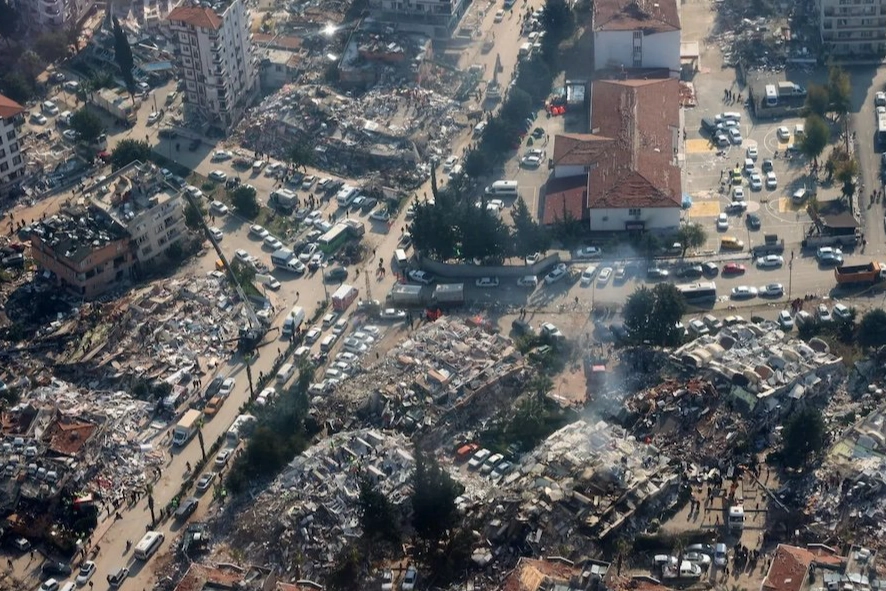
323;266;348;282
700;117;717;134
746;213;761;230
360;197;379;213
676;265;704;279
205;377;223;399
174;497;199;520
646;267;670;280
511;318;534;336
42;561;73;577
761;159;774;173
702;262;719;276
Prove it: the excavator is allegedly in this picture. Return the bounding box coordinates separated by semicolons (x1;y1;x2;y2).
182;192;271;352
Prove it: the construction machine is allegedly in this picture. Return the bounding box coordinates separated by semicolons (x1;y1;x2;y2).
182;192;270;352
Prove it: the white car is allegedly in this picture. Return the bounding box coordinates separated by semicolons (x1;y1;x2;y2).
756;254;784;268
521;155;542;168
749;172;763;190
208;170;228;182
380;308;407;320
210;200;229;215
688;319;709;336
544;263;568;285
76;561;97;585
62;129;79;141
212;150;233;161
778;310;794;329
733;186;745;201
494;8;505;21
30;113;47;125
408;270;434;284
759;283;784;297
597;267;613;285
298;243;318;262
234;249;251;263
249;224;269;239
214;449;233;467
443;155;458;171
42;100;59;115
765;171;777;189
263;236;283;251
305;327;322;344
777;126;791;141
475;277;499;288
468;449;491;470
208;227;223;241
517;275;538;288
716;213;729;230
731;285;758;299
832;303;852;321
219;377;236;397
728;127;743;144
580;265;597;286
402;567;418;591
817;304;833;323
574;246;603;259
185;185;203;199
525;253;541;265
147;111;161;124
684;552;712;567
746;145;758;160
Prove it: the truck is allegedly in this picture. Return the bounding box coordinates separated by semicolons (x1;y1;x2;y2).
834;262;886;285
751;234;785;257
389;283;424;306
332;284;359;312
269;189;298;214
432;283;465;307
777;81;805;97
281;305;305;337
341;219;365;238
172;409;203;446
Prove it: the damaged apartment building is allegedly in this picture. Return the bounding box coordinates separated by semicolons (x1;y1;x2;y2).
28;161;186;299
337;27;433;88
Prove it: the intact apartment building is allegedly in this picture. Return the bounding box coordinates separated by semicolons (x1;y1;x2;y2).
0;94;26;198
818;0;886;56
592;0;681;74
29;162;186;299
367;0;468;39
166;0;258;133
21;0;94;32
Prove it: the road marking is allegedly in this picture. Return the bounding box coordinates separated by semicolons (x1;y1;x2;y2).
686;139;716;154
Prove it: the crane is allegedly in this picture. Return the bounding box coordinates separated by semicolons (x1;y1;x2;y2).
182;192;269;352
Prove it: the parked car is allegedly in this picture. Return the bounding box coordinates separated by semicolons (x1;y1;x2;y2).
731;286;758;299
817;304;833;323
756;254;784;268
475;277;499;288
574;246;602;259
468;449;491;470
647;267;669;280
214;449;233;468
544;263;568;285
324;266;349;282
76;561;97;584
208;170;227;182
597;267;613;285
832;303;852;321
407;270;434;284
174;497;199;520
380;308;407;320
196;471;217;492
41;562;72;577
722;262;746;275
778;310;794;330
580;265;597;286
759;283;784;297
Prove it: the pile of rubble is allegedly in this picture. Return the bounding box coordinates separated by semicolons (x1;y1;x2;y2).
214;429;413;577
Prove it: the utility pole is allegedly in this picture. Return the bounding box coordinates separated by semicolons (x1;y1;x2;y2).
788;251;795;299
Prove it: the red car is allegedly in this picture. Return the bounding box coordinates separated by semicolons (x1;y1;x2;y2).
722;263;746;275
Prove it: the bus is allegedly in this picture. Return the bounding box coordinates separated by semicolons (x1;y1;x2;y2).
677;281;717;305
877;113;886;148
134;531;164;560
318;223;350;254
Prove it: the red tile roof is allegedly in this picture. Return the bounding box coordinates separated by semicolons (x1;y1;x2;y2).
254;33;304;51
501;558;582;591
0;94;25;120
173;564;246;591
45;416;97;456
552;134;614;167
593;0;680;32
762;545;815;591
542;175;589;225
167;6;222;30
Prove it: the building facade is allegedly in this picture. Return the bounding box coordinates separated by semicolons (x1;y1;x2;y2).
818;0;886;57
22;0;94;33
592;0;681;74
367;0;468;39
166;0;258;133
0;94;26;198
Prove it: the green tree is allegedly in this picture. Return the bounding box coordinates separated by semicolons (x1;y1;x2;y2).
458;199;511;262
501;88;533;123
541;0;573;40
410;194;458;261
512;196;550;258
835;156;858;200
463;148;489;179
0;1;20;46
675;222;707;257
828;66;852;119
623;283;687;346
230;184;260;218
184;199;206;230
68;108;103;146
287;143;313;173
1;72;35;103
551;202;584;249
411;449;463;542
112;18;135;96
35;32;68;62
804;83;830;118
800;115;830;164
20;50;44;80
858;308;886;347
110;139;151;169
781;406;826;468
357;477;399;542
514;58;553;103
327;543;363;591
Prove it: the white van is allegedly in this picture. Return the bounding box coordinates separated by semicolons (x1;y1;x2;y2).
281;305;305;337
320;334;336;352
473;121;487;136
134;531;164;561
485;180;519;196
335;185;359;207
276;363;296;384
394;248;409;268
765;85;778;107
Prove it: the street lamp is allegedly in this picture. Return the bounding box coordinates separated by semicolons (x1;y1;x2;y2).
788;250;795;299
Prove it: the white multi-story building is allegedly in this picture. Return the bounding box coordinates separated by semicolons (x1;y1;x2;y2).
167;0;258;133
22;0;94;32
367;0;468;39
592;0;681;74
818;0;886;57
0;94;26;198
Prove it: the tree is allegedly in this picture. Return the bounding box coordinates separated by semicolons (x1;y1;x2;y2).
675;222;707;257
541;0;573;40
196;422;206;460
287;143;313;173
327;543;363;591
800;115;829;164
458;199;511;262
828;66;852;119
501;88;533;124
184;199;205;230
34;32;68;62
781;406;826;468
112;18;135;96
1;72;35;103
411;449;463;542
512;196;550;258
623;283;687;346
804;84;830;118
551;202;584;249
858;308;886;347
357;477;399;542
230;185;260;218
0;1;20;46
20;50;44;80
463;149;489;179
68;108;103;146
410;196;458;261
111;139;151;170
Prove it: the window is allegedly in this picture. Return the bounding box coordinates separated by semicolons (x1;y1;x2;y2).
9;142;17;153
5;130;14;140
633;31;642;39
0;162;7;172
629;208;641;216
0;149;5;157
12;155;20;165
